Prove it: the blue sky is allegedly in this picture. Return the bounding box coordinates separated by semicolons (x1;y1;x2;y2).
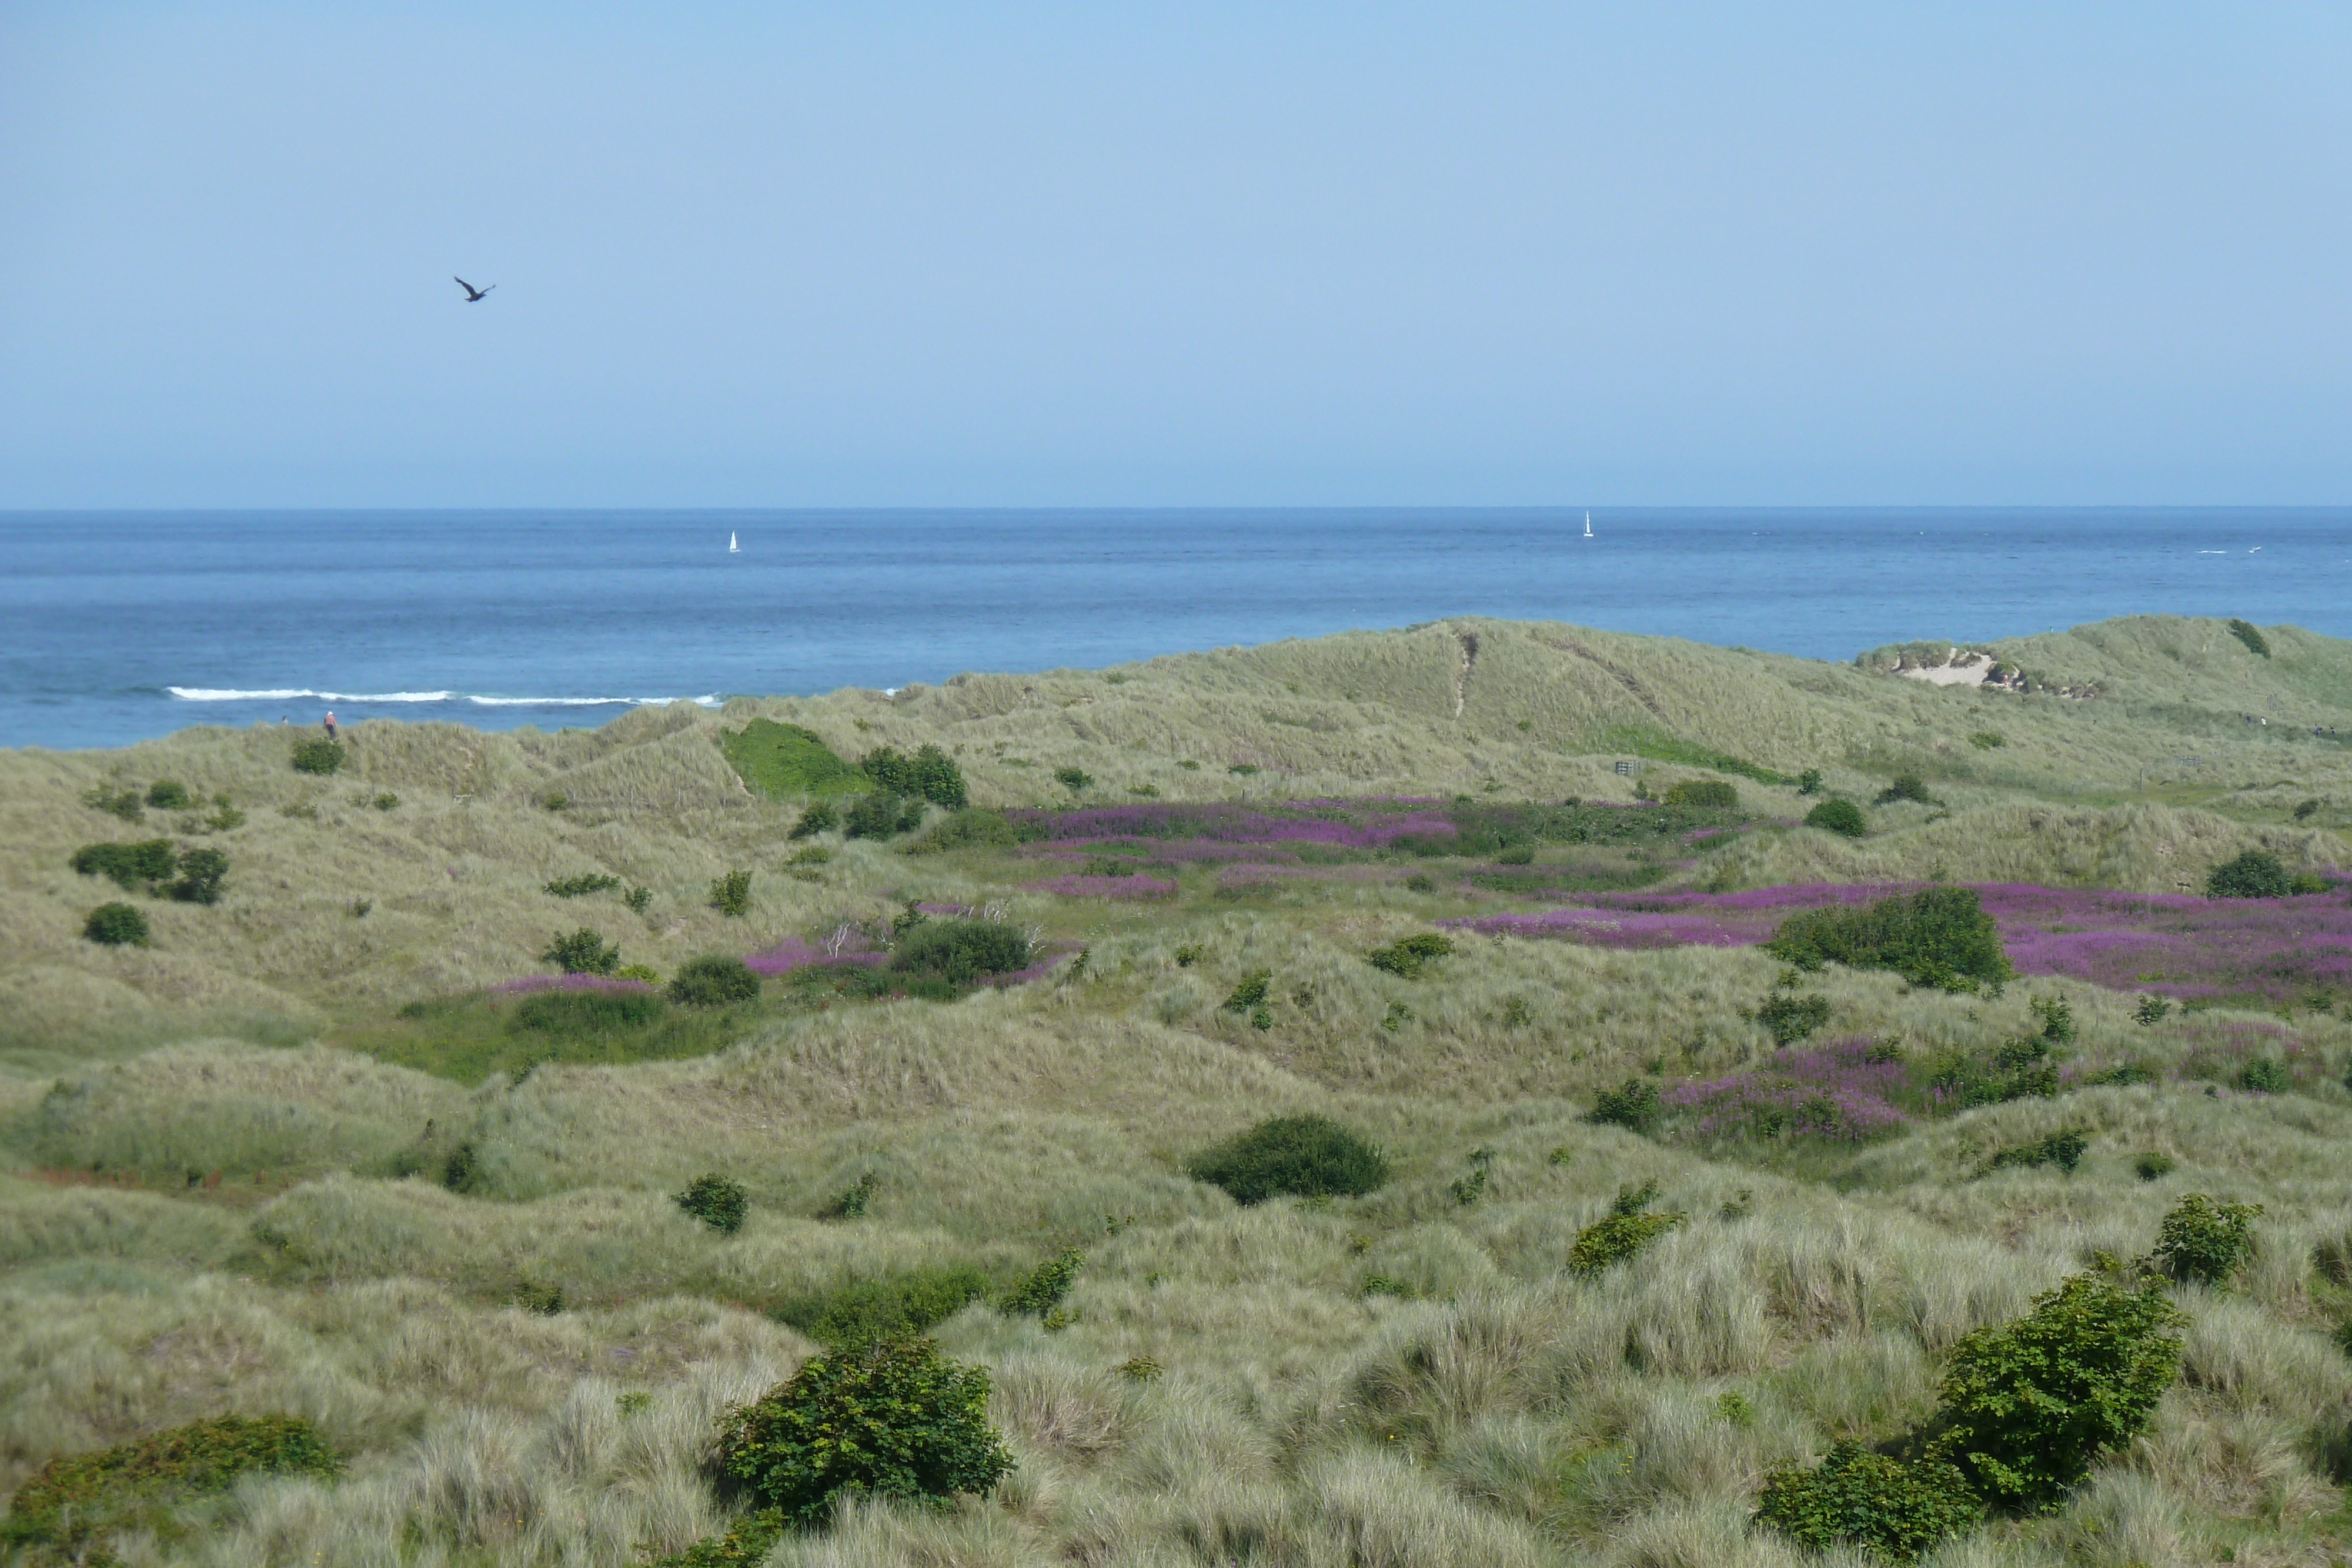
4;4;2347;507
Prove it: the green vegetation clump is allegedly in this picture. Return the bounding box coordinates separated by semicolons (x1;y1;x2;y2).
1934;1271;2186;1507
775;1267;994;1347
83;902;151;946
2239;1056;2288;1093
2206;849;2289;899
168;847;228;904
1054;766;1094;793
1796;768;1823;795
513;989;663;1033
1365;932;1455;978
820;1172;878;1219
1765;887;2012;991
290;738;345;774
1755;991;1832;1046
83;783;145;821
902;808;1028;855
843;792;926;839
860;744;968;809
1221;969;1272;1012
1662;778;1738;810
711;1338;1013;1526
2150;1192;2261;1286
2;1414;342;1560
1805;798;1867;837
71;838;178;891
709;869;753;917
540;928;620;975
144;779;191;809
2133;1152;2176;1181
544;872;622;898
1585;1077;1661;1135
1968;731;2006;750
787;801;838;839
675;1174;748;1233
720;719;866;799
1873;773;1940;806
1568;1181;1685;1275
669;955;760;1007
2134;994;2171;1026
1986;1126;2089;1175
1187;1115;1389;1205
1000;1246;1084;1315
1753;1442;1980;1562
888;918;1033;988
2227;617;2271;657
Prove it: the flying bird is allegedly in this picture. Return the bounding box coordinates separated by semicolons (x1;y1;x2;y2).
453;276;495;302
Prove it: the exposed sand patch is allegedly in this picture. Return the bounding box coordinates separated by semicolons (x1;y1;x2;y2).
1897;650;1995;686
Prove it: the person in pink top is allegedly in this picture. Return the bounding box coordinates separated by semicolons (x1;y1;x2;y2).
323;711;338;741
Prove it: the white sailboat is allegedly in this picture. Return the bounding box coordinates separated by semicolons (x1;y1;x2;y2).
1583;511;1593;539
728;531;739;554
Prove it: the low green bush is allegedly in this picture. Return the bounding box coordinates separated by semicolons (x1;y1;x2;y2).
901;807;1028;855
1969;731;2006;750
1053;766;1094;793
1365;932;1455;978
2239;1057;2288;1093
1663;778;1738;810
2134;994;2171;1025
1766;886;2012;991
1568;1181;1685;1275
1754;1442;1980;1562
860;743;968;809
2290;870;2328;895
1934;1271;2186;1507
545;872;622;898
670;955;761;1007
144;779;192;810
82;784;145;821
290;738;345;774
169;846;228;904
843;792;926;839
774;1266;995;1346
1805;798;1867;837
512;989;663;1032
2207;849;2289;899
1874;773;1939;806
709;869;753;917
2133;1152;2176;1181
888;918;1033;987
1187;1114;1389;1204
712;1337;1013;1526
1000;1247;1084;1315
1585;1077;1662;1135
1492;845;1534;865
787;800;839;839
1221;968;1272;1012
1;1413;342;1559
83;902;150;946
2150;1192;2261;1286
1756;991;1832;1046
2227;617;2271;657
820;1171;878;1219
71;838;178;891
1796;768;1824;795
1986;1126;2089;1175
624;885;653;914
540;928;620;975
676;1174;749;1233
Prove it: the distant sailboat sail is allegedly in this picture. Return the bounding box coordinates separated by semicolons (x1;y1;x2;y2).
1583;511;1593;539
729;531;739;553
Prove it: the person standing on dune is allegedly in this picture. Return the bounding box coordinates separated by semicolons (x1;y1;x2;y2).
324;711;337;741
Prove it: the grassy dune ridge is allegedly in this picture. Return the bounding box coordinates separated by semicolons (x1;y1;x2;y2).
2;613;2351;1565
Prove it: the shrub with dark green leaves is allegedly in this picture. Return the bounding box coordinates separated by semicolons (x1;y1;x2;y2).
843;791;926;840
2206;849;2289;899
1187;1114;1389;1204
901;807;1028;856
71;839;178;891
820;1171;879;1219
676;1174;749;1233
669;954;761;1007
888;918;1033;987
1805;798;1867;837
714;1338;1013;1525
1365;932;1455;978
775;1266;994;1347
1934;1271;2185;1507
1756;991;1832;1046
2134;994;2171;1026
640;1510;786;1568
2239;1057;2288;1093
1796;768;1824;795
709;869;753;917
788;800;840;839
1;1414;342;1559
1053;766;1094;793
1766;886;2012;991
1754;1442;1980;1562
144;779;192;810
861;744;968;809
545;872;622;898
1568;1181;1685;1275
512;988;663;1032
82;784;145;821
83;902;150;946
2133;1152;2176;1182
290;738;345;774
169;847;228;904
1585;1077;1662;1135
1986;1126;2089;1175
1663;778;1738;810
2226;617;2270;657
2150;1192;2262;1286
1874;773;1939;806
1000;1247;1084;1315
540;927;620;975
1221;968;1272;1012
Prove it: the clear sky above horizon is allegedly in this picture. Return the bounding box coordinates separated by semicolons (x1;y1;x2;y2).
4;4;2348;509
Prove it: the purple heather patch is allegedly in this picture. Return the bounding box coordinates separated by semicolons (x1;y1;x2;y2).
1661;1035;1912;1141
743;936;887;977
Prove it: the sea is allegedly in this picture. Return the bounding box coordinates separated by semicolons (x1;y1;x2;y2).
3;507;2347;751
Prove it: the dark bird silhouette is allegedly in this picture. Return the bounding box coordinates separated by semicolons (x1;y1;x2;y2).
453;276;495;302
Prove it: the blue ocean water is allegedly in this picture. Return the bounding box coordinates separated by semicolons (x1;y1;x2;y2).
3;507;2346;751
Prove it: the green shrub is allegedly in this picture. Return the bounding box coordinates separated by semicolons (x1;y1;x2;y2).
640;1510;786;1568
1173;942;1205;967
2150;1192;2261;1286
2134;994;2171;1026
902;807;1027;855
707;869;753;917
1568;1181;1685;1275
1365;932;1455;978
372;791;399;810
676;1174;749;1233
2290;870;2328;895
542;792;570;812
1986;1126;2089;1175
168;846;228;904
83;902;150;946
1187;1114;1389;1204
1756;991;1832;1046
788;800;840;839
205;797;246;831
1;1414;342;1557
1221;968;1272;1012
2226;617;2270;657
669;954;761;1007
515;1281;565;1315
290;738;345;774
1493;845;1534;865
888;918;1033;987
540;927;620;975
82;783;145;821
1796;768;1824;795
1228;763;1259;776
2207;848;2289;899
844;791;926;839
1000;1247;1084;1315
71;839;178;891
1754;1442;1980;1562
1874;773;1939;806
512;988;663;1032
1585;1077;1662;1135
1969;731;2006;750
144;779;191;810
1053;766;1094;793
821;1171;878;1219
720;719;866;800
775;1266;994;1346
713;1337;1013;1526
545;872;622;898
1805;798;1867;837
1934;1271;2186;1507
623;885;653;914
861;744;968;809
2239;1057;2288;1093
2029;993;2076;1045
1663;779;1738;810
2133;1152;2176;1181
1766;886;2012;991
